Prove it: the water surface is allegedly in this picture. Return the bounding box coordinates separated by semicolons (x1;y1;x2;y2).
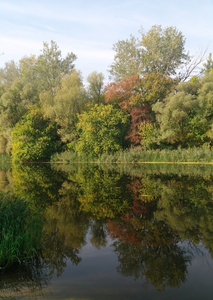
0;163;213;299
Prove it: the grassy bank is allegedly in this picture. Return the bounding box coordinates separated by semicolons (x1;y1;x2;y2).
51;147;213;164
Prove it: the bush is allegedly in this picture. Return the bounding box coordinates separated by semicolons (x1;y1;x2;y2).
72;104;129;157
11;106;62;163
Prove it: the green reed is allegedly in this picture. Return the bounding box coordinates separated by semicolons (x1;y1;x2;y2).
52;147;213;164
0;196;43;270
106;147;213;163
51;150;93;163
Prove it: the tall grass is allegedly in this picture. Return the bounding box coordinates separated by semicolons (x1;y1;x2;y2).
0;196;43;270
103;147;213;163
51;147;213;164
51;150;94;163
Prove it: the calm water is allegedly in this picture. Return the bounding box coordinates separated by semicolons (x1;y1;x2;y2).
0;163;213;299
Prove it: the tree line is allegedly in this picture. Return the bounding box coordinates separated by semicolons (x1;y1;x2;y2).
0;25;213;162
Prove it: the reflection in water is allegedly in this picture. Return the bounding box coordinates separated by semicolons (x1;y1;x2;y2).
113;239;190;291
0;260;51;299
0;163;213;298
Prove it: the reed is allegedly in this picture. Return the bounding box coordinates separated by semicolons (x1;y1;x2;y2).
110;147;213;163
0;196;43;270
51;147;213;164
51;150;93;163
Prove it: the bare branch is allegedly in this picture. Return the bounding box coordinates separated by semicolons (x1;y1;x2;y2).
178;50;207;81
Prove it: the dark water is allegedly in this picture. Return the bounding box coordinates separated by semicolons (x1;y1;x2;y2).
0;163;213;299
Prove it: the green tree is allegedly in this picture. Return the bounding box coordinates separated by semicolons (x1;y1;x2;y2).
73;104;129;156
0;41;76;154
197;70;213;142
36;40;77;96
108;34;142;82
86;71;105;105
0;80;25;128
0;60;20;88
0;57;40;154
140;25;189;76
11;106;61;163
138;121;157;149
40;70;86;143
177;75;201;96
19;55;40;105
129;72;176;108
109;25;189;81
198;69;213;120
0;56;41;131
152;91;208;148
201;53;213;74
140;74;212;149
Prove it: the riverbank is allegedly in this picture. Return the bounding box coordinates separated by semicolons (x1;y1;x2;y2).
51;147;213;164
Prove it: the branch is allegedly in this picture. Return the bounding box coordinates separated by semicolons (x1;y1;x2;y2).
178;50;207;81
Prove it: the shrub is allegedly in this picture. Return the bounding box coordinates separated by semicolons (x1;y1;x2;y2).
72;104;129;157
11;106;62;163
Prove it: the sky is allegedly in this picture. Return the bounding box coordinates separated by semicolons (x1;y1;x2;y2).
0;0;213;82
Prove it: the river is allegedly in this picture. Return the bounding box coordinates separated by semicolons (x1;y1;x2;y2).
0;163;213;299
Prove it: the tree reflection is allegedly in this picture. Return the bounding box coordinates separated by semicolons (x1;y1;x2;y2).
107;171;213;290
90;220;108;249
74;166;132;219
153;175;213;255
107;201;189;290
51;164;213;290
1;162;213;293
113;239;190;291
12;163;65;207
41;179;89;276
7;163;89;277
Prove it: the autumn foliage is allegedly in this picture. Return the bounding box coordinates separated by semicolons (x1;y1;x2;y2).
105;75;140;105
105;72;175;146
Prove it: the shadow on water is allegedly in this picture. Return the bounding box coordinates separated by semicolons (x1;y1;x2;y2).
0;162;213;298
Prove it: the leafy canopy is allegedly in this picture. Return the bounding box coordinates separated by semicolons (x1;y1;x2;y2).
87;71;105;105
36;40;77;95
11;106;61;163
40;70;86;143
109;25;189;82
73;104;129;156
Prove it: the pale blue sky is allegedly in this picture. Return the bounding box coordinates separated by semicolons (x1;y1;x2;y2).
1;0;213;81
